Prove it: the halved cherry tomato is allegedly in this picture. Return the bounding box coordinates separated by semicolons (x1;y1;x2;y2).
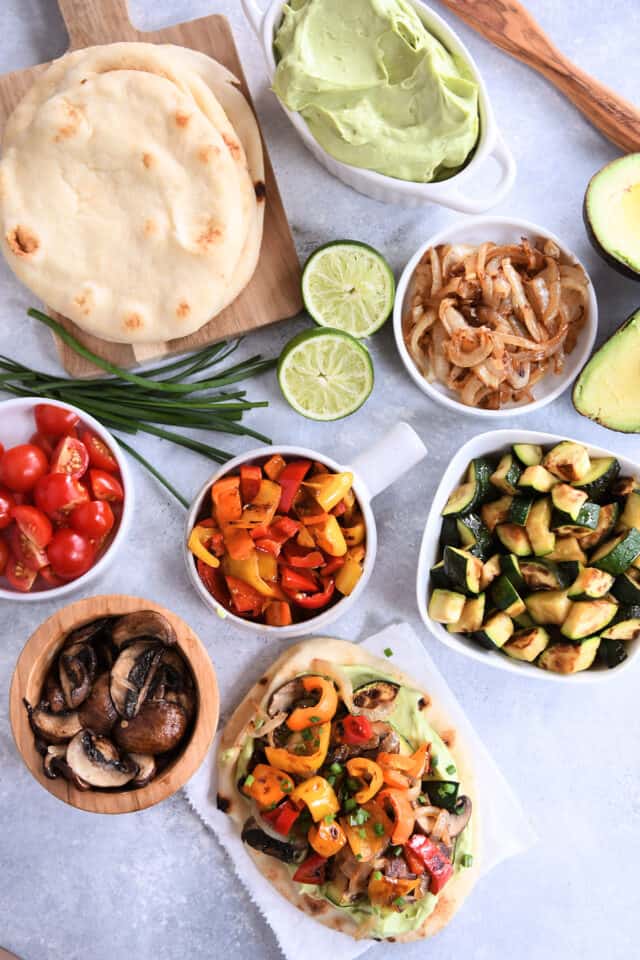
90;469;124;502
0;444;48;492
47;529;94;580
292;853;327;885
50;436;89;479
80;429;118;472
5;552;38;591
0;538;9;574
12;504;53;548
35;403;79;437
9;525;48;571
39;565;65;588
0;486;15;530
35;473;89;523
341;715;374;746
70;501;114;540
30;432;56;458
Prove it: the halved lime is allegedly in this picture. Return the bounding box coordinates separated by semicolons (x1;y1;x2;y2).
278;328;374;421
301;240;395;338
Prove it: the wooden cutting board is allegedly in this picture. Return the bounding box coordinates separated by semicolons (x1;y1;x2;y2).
0;0;302;376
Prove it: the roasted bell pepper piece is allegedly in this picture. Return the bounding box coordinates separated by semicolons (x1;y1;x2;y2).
286;578;336;610
291;776;339;822
264;721;331;775
269;516;300;542
211;476;242;525
342;519;366;547
308;819;347;857
223;553;278;598
287;676;338;731
197;559;229;606
347;544;366;565
341;800;393;861
340;715;374;746
225;576;264;615
311;515;347;557
283;542;325;568
304;472;354;512
223;526;255;561
265;600;292;627
234;480;281;528
378;744;429;789
377;789;415;845
257;550;278;583
405;835;454;894
264;454;286;481
297;525;316;548
278;459;311;513
292;852;327;885
242;764;294;809
262;798;300;836
280;566;318;594
335;556;363;596
322;555;346;576
367;873;422;908
345;757;384;804
240;465;262;503
188;525;221;568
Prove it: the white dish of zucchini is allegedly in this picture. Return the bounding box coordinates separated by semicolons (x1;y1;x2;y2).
417;430;640;680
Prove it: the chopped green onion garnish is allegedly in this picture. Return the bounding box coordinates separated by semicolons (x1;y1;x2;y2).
301;729;313;741
253;719;264;730
392;846;402;857
461;854;473;868
327;775;336;786
310;716;321;724
346;777;360;793
373;871;383;881
329;762;343;775
446;764;456;775
344;798;357;812
384;647;393;658
358;828;367;839
324;814;335;824
243;774;255;788
441;783;456;795
373;822;385;836
431;753;438;768
393;897;405;908
418;795;427;805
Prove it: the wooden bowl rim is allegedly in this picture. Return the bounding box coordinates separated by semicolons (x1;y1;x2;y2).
9;594;219;814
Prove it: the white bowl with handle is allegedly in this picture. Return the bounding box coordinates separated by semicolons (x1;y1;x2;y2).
394;216;598;418
185;422;427;637
417;429;640;682
241;0;516;212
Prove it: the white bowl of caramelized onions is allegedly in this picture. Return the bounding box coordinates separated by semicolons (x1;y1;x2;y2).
394;217;597;417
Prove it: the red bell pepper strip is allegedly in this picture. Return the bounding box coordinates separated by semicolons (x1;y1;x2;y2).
262;799;300;835
277;460;311;514
332;500;347;517
254;537;282;557
341;715;374;746
289;578;336;610
280;565;319;594
269;516;300;542
292;852;327;885
404;835;453;893
250;524;271;541
197;559;230;606
240;465;262;503
223;527;255;560
322;556;346;576
224;575;264;615
283;542;325;568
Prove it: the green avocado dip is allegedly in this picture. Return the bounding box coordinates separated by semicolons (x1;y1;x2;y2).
272;0;480;183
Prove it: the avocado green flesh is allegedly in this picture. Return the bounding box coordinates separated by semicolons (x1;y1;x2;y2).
573;309;640;433
586;154;640;275
272;0;480;183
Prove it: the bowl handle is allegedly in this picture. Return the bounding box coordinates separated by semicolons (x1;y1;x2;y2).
431;131;517;214
351;422;427;500
241;0;267;36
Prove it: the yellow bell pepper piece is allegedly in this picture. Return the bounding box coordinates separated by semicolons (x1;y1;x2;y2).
345;757;383;804
286;676;338;731
335;556;364;596
304;472;354;512
242;764;294;809
264;722;331;776
347;544;366;565
341;800;393;861
312;515;347;557
291;776;339;822
308;819;347;857
367;873;422;908
257;551;278;583
188;526;220;568
223;553;277;598
342;519;366;547
297;525;316;549
232;479;281;528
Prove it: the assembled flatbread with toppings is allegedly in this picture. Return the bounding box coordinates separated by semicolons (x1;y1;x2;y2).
217;638;478;941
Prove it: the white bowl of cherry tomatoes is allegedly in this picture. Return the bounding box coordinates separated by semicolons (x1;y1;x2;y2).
0;397;132;600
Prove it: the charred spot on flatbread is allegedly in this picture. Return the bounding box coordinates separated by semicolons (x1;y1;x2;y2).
197;219;223;249
54;100;82;141
142;152;154;169
176;301;191;319
216;793;231;813
6;225;39;257
123;311;144;331
198;144;220;164
254;180;266;202
441;728;456;748
302;895;330;916
258;676;268;686
222;132;241;161
175;111;191;127
418;696;430;711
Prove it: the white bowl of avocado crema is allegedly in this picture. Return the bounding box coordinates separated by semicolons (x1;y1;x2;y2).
241;0;516;212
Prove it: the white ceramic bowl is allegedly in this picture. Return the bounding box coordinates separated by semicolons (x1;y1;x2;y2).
0;397;133;602
241;0;516;212
394;216;598;418
417;429;640;683
184;424;426;638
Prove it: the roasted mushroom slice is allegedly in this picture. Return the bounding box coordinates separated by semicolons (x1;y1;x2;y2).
29;704;83;743
129;753;157;787
111;611;177;650
58;643;97;710
66;730;138;788
65;617;112;647
110;641;163;720
352;681;399;719
43;744;67;779
113;700;188;755
447;796;472;838
44;669;66;714
78;673;118;735
241;817;307;863
266;678;306;717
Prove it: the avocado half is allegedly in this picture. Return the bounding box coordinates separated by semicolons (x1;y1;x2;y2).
573;308;640;432
584;154;640;281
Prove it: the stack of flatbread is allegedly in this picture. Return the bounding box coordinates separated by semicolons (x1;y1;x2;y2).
0;43;265;344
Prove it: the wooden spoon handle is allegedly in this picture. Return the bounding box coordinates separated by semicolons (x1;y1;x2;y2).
440;0;640;153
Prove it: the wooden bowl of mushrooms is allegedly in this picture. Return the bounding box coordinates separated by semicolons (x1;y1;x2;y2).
9;595;220;813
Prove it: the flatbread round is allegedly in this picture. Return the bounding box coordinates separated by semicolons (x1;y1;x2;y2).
0;69;249;342
217;638;480;942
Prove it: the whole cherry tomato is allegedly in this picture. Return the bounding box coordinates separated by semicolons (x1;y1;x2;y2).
0;486;15;529
34;403;79;437
0;538;9;574
34;473;89;522
50;436;89;479
80;430;118;472
0;443;48;492
39;565;64;588
5;552;38;592
70;500;114;539
47;529;94;580
90;469;124;502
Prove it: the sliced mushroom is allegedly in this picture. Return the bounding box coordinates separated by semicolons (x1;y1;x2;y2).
111;611;177;650
149;649;195;718
352;681;399;719
44;669;66;714
78;673;117;735
267;678;306;717
43;744;67;779
58;643;96;709
110;641;163;719
129;753;157;787
66;730;138;788
241;817;307;863
447;796;472;838
65;617;112;647
29;704;83;743
113;700;187;755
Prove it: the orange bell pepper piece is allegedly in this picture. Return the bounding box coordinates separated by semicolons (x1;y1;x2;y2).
211;476;242;525
345;757;383;804
341;800;393;861
290;776;339;822
223;527;255;561
265;721;331;776
377;789;415;845
287;676;338;731
367;873;422;908
264;454;286;481
242;764;294;808
308;819;347;857
265;600;292;627
378;743;429;788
